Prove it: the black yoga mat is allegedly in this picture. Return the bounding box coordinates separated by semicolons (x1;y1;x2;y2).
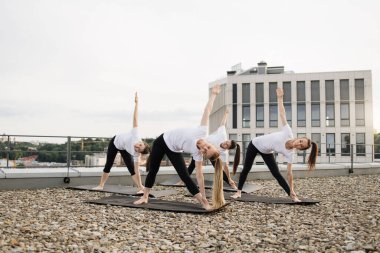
187;191;319;205
158;176;261;193
68;185;177;198
87;195;229;214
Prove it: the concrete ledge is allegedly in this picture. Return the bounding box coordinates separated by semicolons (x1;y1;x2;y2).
2;168;80;179
0;163;379;190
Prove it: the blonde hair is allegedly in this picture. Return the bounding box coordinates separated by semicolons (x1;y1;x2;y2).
211;157;225;208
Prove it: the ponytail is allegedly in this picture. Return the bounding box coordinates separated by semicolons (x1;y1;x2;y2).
307;141;318;171
232;144;240;175
211;158;225;209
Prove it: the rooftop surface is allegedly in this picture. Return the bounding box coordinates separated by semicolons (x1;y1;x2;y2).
1;174;379;252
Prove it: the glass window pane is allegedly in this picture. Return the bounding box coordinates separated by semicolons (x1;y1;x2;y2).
326;103;335;127
242;83;250;103
270;104;278;127
297;103;306;127
325;80;335;101
256;105;264;127
233;104;237;129
311;103;320;127
269;82;277;103
297;81;305;101
356;133;365;156
311;80;320;101
283;82;291;102
340;79;349;101
340;103;350;126
355;102;365;126
242;105;250;128
256;83;264;103
355;79;364;100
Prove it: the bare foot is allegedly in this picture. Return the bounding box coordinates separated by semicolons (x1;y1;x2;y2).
231;192;241;199
291;196;301;202
133;197;148;205
229;180;237;190
92;185;104;190
136;189;144;194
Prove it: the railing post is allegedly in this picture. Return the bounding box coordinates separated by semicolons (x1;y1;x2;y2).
349;144;353;174
6;135;10;168
67;136;71;168
372;144;374;162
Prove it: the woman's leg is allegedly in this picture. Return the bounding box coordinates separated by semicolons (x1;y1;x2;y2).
166;151;199;196
261;154;291;195
187;158;196;175
120;150;143;190
237;142;259;190
94;137;118;189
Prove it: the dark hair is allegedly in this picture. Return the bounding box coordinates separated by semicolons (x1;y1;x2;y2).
229;140;237;149
300;138;318;171
141;141;151;155
232;144;240;175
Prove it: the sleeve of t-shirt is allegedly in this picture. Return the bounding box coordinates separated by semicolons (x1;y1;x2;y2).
285;151;294;164
282;124;292;136
133;153;141;163
192;152;203;162
199;125;208;136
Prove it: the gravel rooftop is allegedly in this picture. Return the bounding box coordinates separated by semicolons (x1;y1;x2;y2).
1;174;379;253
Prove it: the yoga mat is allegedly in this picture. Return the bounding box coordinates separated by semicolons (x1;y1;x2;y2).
68;185;177;198
87;195;229;214
158;176;261;193
186;191;319;205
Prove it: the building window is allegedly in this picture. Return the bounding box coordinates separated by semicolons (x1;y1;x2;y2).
310;81;320;127
311;133;321;156
242;105;250;128
326;103;335;127
242;83;250;103
355;79;364;100
256;133;264;137
283;82;292;126
325;80;335;101
269;82;278;127
326;133;335;156
356;133;365;156
256;83;264;127
297;103;306;127
355;79;365;126
340;79;349;100
297;81;306;127
311;103;320;127
355;102;365;126
340;103;350;126
232;84;237;129
341;133;350;156
311;81;320;101
256;105;264;128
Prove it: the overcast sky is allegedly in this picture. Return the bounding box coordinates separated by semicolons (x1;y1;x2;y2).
1;0;379;140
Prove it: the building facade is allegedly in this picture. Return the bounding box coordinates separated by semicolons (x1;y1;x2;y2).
209;62;373;164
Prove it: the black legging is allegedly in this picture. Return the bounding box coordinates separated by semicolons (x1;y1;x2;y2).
103;136;135;175
238;142;290;195
145;134;199;196
187;158;230;183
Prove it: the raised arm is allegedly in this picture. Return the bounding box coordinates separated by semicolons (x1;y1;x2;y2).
276;88;287;126
133;92;138;128
220;108;229;126
200;85;221;126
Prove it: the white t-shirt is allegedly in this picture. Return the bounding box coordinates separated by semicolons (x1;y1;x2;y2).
163;126;207;162
251;124;294;163
205;126;228;163
113;127;141;162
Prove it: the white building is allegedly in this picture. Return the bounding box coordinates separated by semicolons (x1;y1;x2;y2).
209;62;373;164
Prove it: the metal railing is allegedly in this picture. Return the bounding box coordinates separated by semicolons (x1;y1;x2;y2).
1;135;380;172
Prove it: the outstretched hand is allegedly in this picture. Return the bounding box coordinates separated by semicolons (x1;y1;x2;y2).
135;92;138;104
276;88;283;98
211;84;221;95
